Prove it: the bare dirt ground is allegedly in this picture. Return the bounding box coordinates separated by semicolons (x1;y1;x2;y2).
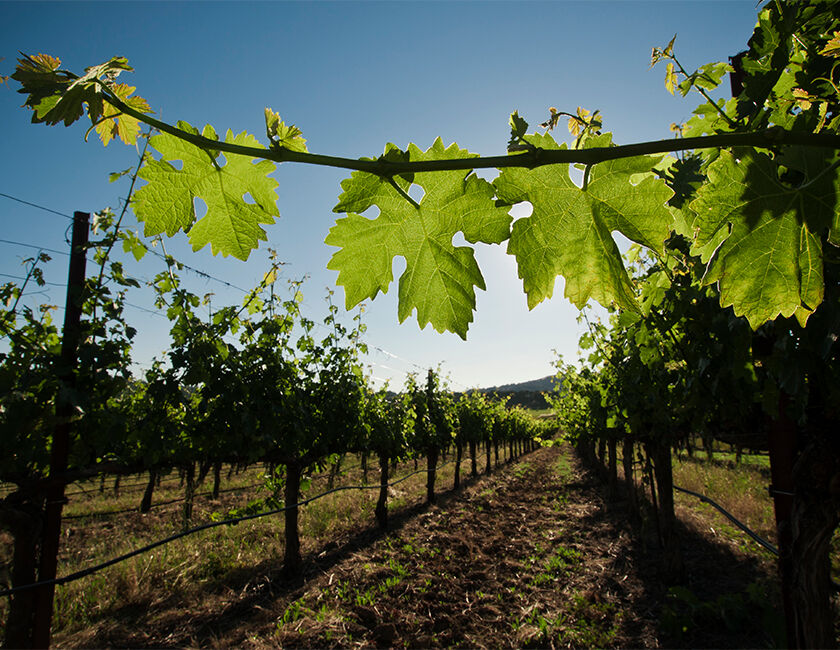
57;445;781;648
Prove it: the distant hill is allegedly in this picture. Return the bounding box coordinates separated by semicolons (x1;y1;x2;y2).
467;375;561;411
479;375;559;394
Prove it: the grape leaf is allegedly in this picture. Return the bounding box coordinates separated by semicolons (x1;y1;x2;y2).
820;31;840;57
507;110;529;151
13;54;135;128
94;83;152;146
689;149;839;327
265;108;308;153
134;122;279;260
326;138;511;338
495;132;673;312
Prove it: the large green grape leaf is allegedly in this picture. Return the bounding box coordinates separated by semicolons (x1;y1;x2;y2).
496;132;673;311
689;148;839;327
134;122;279;260
326;138;512;339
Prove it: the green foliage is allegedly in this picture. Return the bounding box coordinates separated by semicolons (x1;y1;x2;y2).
12;53;151;142
5;1;839;490
364;388;415;459
0;214;138;482
11;0;840;336
405;368;456;449
134;123;280;260
690;148;834;327
327;138;511;338
265;108;308;153
497;132;673;312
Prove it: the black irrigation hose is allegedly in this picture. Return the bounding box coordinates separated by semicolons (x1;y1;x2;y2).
673;485;840;591
2;462;351;500
62;482;266;520
673;484;778;555
0;460;458;598
62;458;421;520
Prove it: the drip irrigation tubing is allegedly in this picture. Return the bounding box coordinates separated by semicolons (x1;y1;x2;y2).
673;484;778;556
62;482;266;520
1;464;270;498
0;459;462;598
60;463;372;517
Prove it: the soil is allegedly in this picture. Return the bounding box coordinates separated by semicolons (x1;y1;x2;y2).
55;445;781;648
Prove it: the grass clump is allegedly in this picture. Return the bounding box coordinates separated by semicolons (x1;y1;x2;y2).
671;453;775;550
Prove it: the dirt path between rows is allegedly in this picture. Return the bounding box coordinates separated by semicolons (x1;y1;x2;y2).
65;445;779;648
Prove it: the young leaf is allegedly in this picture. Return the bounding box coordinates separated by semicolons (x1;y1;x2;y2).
507;110;529;151
120;231;148;262
94;83;152;146
109;168;133;183
265;108;308;153
819;31;840;57
665;62;677;95
326;138;512;338
13;54;135;130
133;123;279;260
496;132;673;313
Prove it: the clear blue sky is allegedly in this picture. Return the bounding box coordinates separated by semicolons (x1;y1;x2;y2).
1;1;760;390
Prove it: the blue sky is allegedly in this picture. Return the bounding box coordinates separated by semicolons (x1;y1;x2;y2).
1;1;761;390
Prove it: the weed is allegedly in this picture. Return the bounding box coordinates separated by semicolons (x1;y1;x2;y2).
381;575;402;591
279;598;308;626
557;594;620;648
354;589;375;607
514;463;532;479
510;605;563;645
388;556;409;578
553;454;575;483
315;603;330;622
331;579;351;602
530;545;582;586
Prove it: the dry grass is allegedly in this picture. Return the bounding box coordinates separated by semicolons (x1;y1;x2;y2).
1;447;502;641
670;453;776;551
614;445;776;557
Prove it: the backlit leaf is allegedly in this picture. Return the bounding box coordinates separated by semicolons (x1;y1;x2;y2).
689;149;840;326
265;108;308;153
326;138;511;338
496;132;673;312
818;31;840;57
665;62;677;95
134;123;279;260
94;83;152;146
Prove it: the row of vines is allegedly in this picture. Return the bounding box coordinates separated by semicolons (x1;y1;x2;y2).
552;227;839;648
0;215;553;647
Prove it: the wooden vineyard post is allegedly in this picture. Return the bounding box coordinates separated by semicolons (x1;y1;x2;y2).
32;211;89;648
766;390;797;647
375;454;389;529
283;460;303;576
426;448;437;505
